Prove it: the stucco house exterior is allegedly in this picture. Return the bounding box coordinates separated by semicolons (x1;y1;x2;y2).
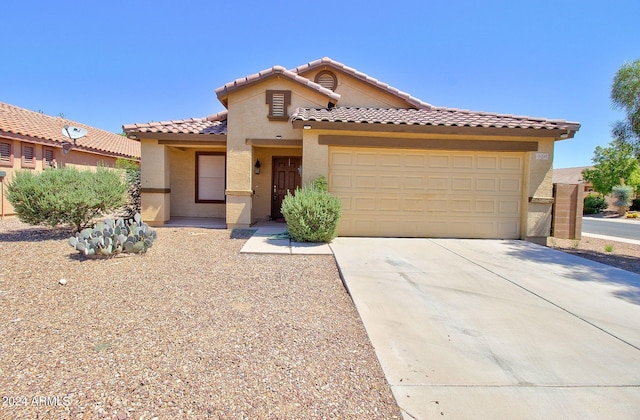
124;57;580;243
0;102;141;217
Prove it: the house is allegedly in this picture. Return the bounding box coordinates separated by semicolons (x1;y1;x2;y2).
552;166;593;193
0;102;141;216
124;57;580;243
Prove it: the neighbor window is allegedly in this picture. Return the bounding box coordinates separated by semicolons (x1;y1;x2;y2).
43;147;56;168
266;90;291;121
22;144;35;168
196;152;225;203
0;141;12;167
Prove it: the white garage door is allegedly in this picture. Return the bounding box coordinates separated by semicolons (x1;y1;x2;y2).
329;147;524;239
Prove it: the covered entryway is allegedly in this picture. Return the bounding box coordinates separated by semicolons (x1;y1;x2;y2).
271;156;302;220
328;147;524;238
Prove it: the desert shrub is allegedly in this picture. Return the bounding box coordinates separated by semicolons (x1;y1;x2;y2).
6;166;127;231
68;213;156;257
583;194;607;214
612;185;633;215
281;177;342;242
116;158;141;218
312;175;328;192
630;198;640;211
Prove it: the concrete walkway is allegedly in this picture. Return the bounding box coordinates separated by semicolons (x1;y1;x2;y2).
239;222;333;255
331;238;640;419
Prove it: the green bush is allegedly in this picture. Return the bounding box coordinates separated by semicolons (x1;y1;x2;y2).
583;194;607;214
612;185;633;215
281;177;342;242
7;166;127;231
116;158;141;218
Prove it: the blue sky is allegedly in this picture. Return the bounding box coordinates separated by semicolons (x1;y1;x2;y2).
1;0;638;168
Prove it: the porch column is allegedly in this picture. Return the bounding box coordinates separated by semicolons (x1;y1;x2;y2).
140;139;171;225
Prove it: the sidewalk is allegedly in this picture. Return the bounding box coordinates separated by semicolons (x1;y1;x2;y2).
239;222;333;255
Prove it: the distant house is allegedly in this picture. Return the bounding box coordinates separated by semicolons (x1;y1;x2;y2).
124;57;580;243
0;102;141;216
552;166;594;193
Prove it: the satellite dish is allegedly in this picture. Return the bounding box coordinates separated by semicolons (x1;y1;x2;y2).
62;125;87;141
61;124;87;154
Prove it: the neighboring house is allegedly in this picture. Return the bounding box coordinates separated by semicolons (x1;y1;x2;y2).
0;102;141;216
552;166;594;193
124;57;580;243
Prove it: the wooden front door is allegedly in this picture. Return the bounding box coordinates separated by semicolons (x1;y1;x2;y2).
272;157;302;220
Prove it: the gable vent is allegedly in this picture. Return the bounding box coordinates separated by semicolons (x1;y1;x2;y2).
315;70;337;91
272;93;286;117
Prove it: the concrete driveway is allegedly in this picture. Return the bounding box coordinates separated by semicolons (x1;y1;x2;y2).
330;238;640;419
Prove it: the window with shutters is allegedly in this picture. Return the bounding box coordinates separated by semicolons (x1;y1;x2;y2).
0;141;12;167
314;70;337;91
195;152;226;203
22;144;36;168
44;147;56;168
266;90;291;121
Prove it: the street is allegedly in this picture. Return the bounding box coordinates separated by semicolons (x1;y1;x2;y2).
582;217;640;241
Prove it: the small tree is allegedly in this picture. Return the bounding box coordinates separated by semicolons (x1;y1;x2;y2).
612;185;633;216
611;60;640;156
7;166;127;231
582;142;638;195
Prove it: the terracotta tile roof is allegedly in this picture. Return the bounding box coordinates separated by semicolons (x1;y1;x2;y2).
291;57;433;109
215;65;341;106
291;106;581;132
123;111;227;135
0;102;140;159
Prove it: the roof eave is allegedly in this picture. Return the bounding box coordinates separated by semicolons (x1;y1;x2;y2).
215;70;341;106
125;131;227;142
292;119;578;139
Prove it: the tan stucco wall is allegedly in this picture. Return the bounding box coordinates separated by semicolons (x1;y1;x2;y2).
525;138;555;242
0;138;118;217
169;147;225;218
140;139;170;224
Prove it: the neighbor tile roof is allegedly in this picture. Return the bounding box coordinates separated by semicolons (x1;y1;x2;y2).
291;107;581;131
0;102;140;159
215;65;341;105
123;111;228;135
291;57;433;109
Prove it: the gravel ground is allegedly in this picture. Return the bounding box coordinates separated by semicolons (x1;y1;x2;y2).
0;218;400;419
548;214;640;275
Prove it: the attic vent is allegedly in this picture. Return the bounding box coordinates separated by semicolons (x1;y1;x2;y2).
314;70;337;91
272;93;285;116
266;90;291;121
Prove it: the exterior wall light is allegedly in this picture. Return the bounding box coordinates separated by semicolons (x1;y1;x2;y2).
254;159;261;174
303;124;311;130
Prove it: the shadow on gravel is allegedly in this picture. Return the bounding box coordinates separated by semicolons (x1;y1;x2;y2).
506;241;640;305
0;226;73;242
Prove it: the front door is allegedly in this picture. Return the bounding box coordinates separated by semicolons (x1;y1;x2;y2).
271;157;302;220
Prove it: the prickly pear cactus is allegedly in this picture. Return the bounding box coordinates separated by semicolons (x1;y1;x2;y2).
68;213;157;257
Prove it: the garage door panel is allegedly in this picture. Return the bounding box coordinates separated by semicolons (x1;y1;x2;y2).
329;147;523;239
